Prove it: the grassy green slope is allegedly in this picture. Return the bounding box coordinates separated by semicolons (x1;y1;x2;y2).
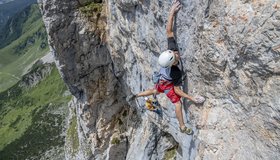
0;4;49;92
0;64;71;159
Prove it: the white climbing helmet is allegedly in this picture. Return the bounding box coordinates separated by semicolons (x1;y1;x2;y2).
158;50;175;68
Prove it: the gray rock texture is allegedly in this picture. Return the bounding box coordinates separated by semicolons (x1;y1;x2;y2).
20;61;53;88
38;0;280;159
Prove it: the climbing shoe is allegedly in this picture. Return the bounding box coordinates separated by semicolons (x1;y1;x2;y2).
180;126;193;135
126;94;136;102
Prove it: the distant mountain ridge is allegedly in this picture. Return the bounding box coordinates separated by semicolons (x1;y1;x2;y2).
0;2;71;159
0;0;15;4
0;3;41;48
0;4;49;92
0;0;36;30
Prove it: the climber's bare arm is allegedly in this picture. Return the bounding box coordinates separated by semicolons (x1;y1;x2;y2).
167;0;182;38
174;86;195;102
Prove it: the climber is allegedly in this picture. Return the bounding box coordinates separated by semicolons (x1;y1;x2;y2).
127;0;205;134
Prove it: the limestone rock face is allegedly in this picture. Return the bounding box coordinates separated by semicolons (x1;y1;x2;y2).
39;0;280;159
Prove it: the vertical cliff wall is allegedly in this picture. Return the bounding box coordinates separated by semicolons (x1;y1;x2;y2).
38;0;280;159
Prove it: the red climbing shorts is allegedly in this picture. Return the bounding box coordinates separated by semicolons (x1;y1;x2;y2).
155;80;181;103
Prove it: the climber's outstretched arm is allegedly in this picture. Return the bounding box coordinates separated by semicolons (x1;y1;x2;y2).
167;0;181;38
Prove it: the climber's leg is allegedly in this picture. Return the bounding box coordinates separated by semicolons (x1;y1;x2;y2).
174;101;192;134
136;88;158;97
126;88;158;102
174;101;185;128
